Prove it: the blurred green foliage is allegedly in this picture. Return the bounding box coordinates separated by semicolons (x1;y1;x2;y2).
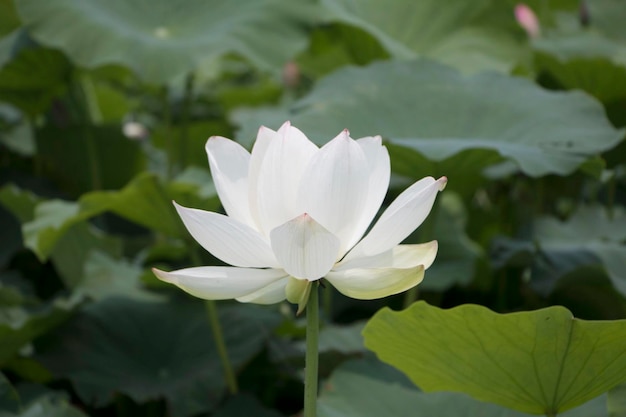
0;0;625;416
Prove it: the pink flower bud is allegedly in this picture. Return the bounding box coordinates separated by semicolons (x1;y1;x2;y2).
515;4;541;38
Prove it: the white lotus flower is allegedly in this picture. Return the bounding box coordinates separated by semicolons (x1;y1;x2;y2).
153;122;447;310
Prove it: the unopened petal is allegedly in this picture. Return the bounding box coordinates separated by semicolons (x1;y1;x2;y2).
248;125;279;230
152;266;287;300
345;136;390;250
326;265;425;300
236;277;289;304
299;129;370;255
270;213;340;280
336;241;438;271
256;121;318;234
346;176;447;260
174;202;279;268
205;137;255;227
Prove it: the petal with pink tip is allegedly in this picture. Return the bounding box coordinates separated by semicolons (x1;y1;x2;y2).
344;176;447;260
270;213;340;280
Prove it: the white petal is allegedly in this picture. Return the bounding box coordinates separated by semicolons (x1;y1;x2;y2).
248;125;279;231
256;121;318;234
346;135;390;250
335;241;438;271
205;136;255;227
345;176;447;260
236;277;289;304
326;266;425;300
174;202;279;268
270;213;340;280
299;130;370;255
153;266;287;300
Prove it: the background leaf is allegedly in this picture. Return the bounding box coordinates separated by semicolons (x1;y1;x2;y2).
37;297;282;417
318;357;608;417
16;0;321;83
234;60;624;178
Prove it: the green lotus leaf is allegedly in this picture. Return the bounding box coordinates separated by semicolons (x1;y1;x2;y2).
16;0;320;83
320;0;524;73
38;297;282;417
318;357;608;417
234;60;623;178
363;301;626;415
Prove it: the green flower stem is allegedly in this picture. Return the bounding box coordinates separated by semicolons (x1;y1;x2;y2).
304;283;320;417
189;246;238;394
205;300;239;394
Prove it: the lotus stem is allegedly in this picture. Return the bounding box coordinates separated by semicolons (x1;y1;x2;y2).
191;246;238;394
205;300;239;394
304;283;320;417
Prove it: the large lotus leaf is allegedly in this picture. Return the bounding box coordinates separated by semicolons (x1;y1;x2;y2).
363;301;626;415
317;357;608;417
534;206;626;296
16;0;320;83
37;297;282;417
23;172;190;261
320;0;524;74
234;60;624;178
0;296;79;364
